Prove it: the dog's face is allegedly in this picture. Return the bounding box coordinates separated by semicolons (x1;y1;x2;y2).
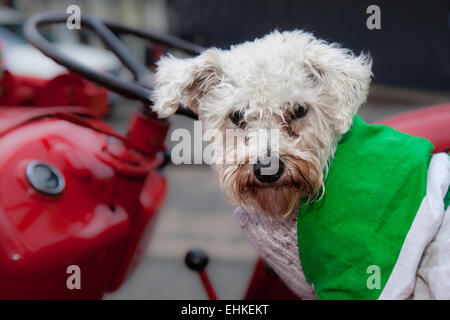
152;30;372;217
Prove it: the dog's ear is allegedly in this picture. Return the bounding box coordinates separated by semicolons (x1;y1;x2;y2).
152;48;223;118
305;41;372;134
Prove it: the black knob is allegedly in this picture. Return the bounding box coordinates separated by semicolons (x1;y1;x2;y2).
185;249;209;272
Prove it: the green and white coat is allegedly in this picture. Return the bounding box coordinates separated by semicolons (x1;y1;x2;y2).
297;115;450;300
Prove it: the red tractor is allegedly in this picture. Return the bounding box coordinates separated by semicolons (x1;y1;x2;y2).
0;12;200;299
0;12;448;300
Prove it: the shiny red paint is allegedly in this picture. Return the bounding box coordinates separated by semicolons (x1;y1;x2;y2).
374;103;450;153
0;71;110;116
0;106;168;299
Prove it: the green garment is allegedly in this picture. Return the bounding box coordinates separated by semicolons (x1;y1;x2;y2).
297;115;434;300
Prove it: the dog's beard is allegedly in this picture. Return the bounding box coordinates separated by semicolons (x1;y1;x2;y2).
217;155;322;218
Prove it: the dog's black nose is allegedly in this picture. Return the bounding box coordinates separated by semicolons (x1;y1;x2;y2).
253;157;285;183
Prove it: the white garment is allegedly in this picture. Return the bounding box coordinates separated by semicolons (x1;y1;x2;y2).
412;204;450;299
380;153;450;299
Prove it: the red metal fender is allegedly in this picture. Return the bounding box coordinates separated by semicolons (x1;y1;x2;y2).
374;103;450;153
0;106;168;299
0;71;109;116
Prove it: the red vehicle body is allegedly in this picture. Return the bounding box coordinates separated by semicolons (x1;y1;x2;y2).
0;106;169;299
0;12;448;300
0;70;110;116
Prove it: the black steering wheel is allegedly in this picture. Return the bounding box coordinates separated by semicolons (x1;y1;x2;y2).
23;11;202;119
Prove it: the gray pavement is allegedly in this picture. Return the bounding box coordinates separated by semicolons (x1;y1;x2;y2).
104;85;450;299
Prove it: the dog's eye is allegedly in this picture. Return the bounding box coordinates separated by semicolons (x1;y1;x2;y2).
289;104;308;120
230;110;246;128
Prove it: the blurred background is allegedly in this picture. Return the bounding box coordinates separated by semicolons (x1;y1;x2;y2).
0;0;448;299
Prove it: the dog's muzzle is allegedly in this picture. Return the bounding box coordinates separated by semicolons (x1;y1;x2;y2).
253;157;285;183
